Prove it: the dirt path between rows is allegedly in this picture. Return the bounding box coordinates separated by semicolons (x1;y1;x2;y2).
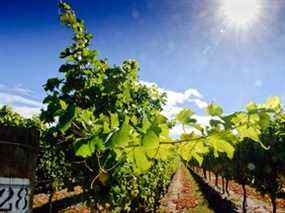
191;169;285;213
160;166;199;212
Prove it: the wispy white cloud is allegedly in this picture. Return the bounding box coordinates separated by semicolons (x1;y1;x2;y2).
193;115;212;126
0;84;42;117
140;81;208;115
0;92;42;108
164;88;204;106
169;115;213;138
140;81;156;88
0;81;211;124
12;84;34;95
161;105;182;119
141;80;211;138
13;106;41;118
170;124;201;138
189;99;208;109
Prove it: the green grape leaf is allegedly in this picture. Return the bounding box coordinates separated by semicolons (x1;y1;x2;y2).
142;117;151;133
128;147;152;174
231;112;248;126
110;113;119;129
249;114;260;124
194;141;209;154
207;135;234;158
44;77;62;91
178;134;204;161
265;96;281;112
58;104;76;132
220;141;235;158
154;113;168;124
73;137;103;158
258;112;271;129
192;152;203;166
236;125;260;142
59;100;68;110
142;130;159;150
206;103;223;116
246;101;258;112
110;117;131;148
179;143;194;161
176;109;195;125
103;120;110;133
180;133;194;141
159;124;169;137
155;143;174;160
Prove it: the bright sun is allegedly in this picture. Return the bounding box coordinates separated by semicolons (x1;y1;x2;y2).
219;0;262;30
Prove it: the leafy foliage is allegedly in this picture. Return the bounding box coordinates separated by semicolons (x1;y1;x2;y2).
40;2;173;201
0;106;70;194
187;97;285;213
110;158;179;212
3;1;284;212
40;0;285;194
0;105;40;128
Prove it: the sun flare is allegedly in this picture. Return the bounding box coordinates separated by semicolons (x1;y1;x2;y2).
219;0;262;30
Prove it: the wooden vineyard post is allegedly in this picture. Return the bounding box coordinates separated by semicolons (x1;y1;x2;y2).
0;127;39;212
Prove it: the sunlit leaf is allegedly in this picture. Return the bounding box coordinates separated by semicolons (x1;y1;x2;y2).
142;117;151;133
206;134;234;158
128;147;152;174
110;113;119;129
246;101;258;112
192;152;203;166
110;117;131;148
73;137;103;158
236;125;260;142
142;130;159;150
265;96;281;112
206;103;223;116
176;109;194;125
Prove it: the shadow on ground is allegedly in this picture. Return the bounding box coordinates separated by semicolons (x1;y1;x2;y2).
33;190;93;213
190;169;238;213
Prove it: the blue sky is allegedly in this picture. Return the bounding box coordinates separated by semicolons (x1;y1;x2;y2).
1;0;285;118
